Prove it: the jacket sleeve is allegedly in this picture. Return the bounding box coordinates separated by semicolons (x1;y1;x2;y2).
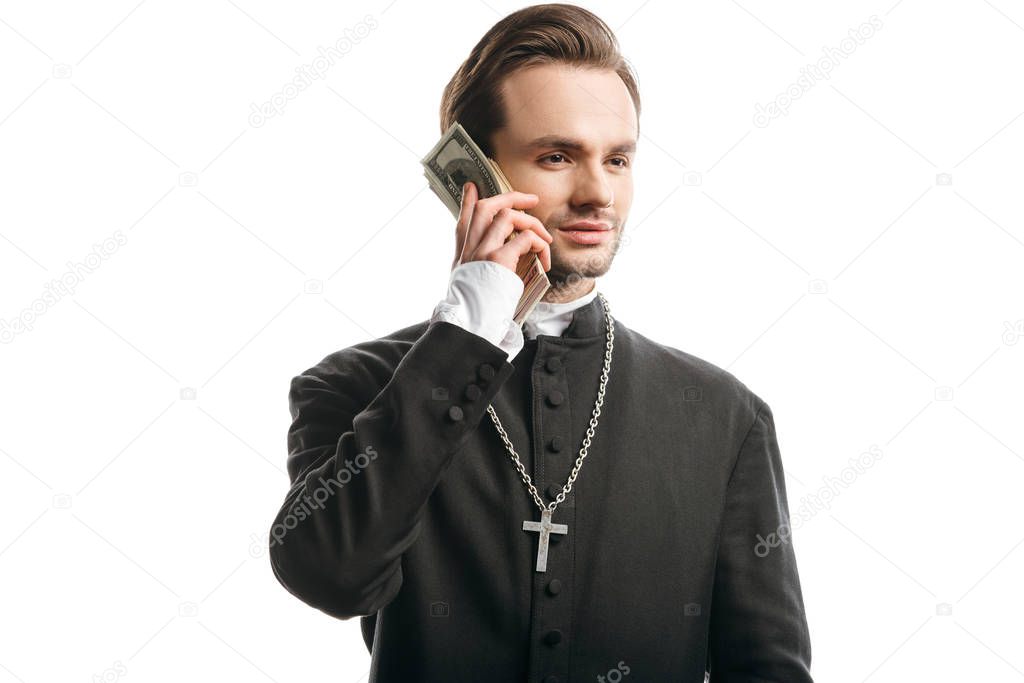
268;319;516;620
707;400;814;682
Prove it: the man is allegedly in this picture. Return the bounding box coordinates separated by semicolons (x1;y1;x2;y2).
269;4;813;681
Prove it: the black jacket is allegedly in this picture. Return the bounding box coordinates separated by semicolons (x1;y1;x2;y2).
269;294;813;682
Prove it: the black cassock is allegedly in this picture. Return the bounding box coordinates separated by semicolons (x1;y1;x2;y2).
270;294;814;682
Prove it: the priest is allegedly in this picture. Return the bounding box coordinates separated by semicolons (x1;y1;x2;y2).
269;4;813;682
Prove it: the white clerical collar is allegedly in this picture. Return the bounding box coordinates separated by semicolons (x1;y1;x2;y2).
522;281;599;340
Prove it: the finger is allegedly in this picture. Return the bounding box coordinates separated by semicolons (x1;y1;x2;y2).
515;208;553;243
494;230;551;272
477;206;552;257
534;235;552;272
520;231;551;273
466;191;540;248
455;182;477;265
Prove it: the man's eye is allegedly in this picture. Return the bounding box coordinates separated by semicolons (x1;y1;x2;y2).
543;154;566;164
609;157;629;167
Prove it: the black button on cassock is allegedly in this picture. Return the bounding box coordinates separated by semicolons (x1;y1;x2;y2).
545;484;560;500
548;436;564;452
546;390;564;407
546;579;562;595
543;629;562;646
447;405;464;422
464;383;482;401
478;363;496;381
545;356;562;373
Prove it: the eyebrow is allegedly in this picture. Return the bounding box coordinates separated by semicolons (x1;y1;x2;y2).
524;135;637;155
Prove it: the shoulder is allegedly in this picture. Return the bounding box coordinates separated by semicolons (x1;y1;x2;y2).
614;321;767;427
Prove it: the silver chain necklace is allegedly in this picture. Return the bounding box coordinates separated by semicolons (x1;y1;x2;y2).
485;291;614;572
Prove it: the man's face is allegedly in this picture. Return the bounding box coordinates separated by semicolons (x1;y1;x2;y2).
490;63;637;289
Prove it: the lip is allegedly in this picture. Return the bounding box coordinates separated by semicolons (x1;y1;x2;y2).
557;226;614;245
558;221;611;231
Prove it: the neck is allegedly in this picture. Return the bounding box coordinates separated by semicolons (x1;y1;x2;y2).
541;277;596;304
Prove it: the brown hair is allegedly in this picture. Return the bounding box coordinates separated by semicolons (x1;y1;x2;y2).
439;3;641;159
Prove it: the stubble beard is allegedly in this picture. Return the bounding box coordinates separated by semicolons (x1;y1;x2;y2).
542;228;624;301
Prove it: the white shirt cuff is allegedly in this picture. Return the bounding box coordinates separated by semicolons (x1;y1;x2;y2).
430;261;526;360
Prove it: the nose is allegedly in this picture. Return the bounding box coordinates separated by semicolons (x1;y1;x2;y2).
570;160;613;210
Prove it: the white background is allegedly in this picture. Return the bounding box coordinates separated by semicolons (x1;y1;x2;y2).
1;1;1022;681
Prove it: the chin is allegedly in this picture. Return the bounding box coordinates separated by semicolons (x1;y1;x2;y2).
549;253;615;282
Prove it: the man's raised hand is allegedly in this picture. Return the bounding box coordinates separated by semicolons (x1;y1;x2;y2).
453;181;553;274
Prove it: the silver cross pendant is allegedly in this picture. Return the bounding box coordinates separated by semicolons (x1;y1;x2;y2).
522;508;568;572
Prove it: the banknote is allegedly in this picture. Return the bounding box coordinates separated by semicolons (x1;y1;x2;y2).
422;121;550;325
